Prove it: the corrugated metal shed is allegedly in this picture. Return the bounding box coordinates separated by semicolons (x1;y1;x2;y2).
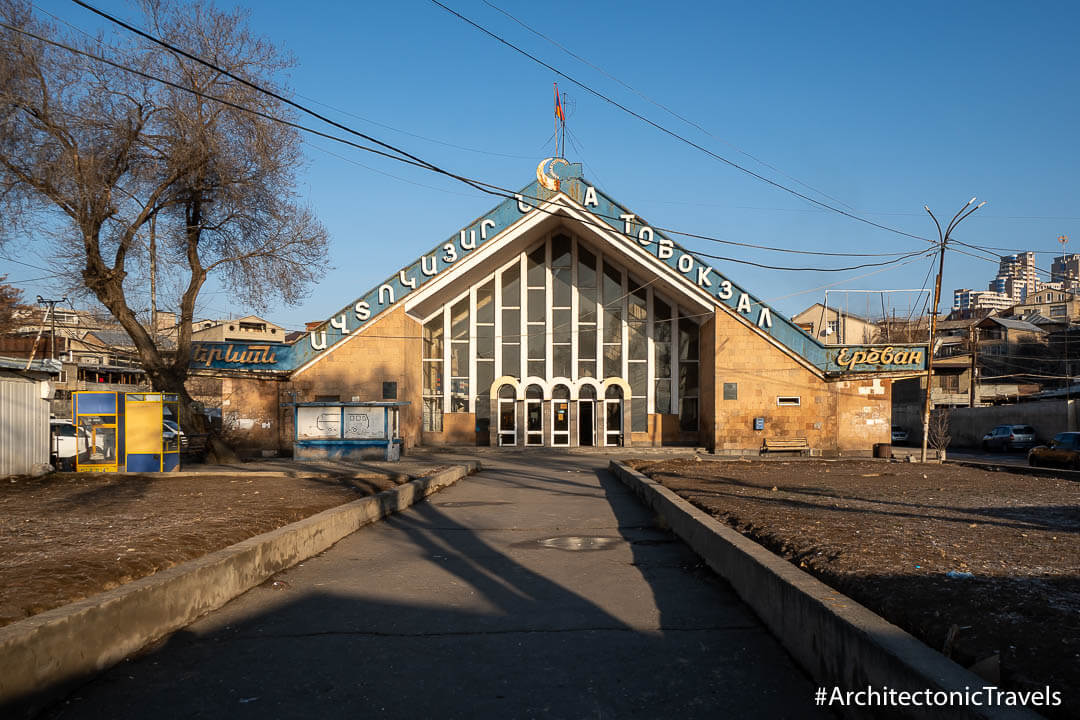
0;361;56;477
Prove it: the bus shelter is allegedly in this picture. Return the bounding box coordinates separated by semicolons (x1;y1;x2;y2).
287;401;409;461
124;393;181;472
73;391;181;472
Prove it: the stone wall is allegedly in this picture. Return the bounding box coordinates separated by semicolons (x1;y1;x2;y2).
219;375;285;456
705;308;890;455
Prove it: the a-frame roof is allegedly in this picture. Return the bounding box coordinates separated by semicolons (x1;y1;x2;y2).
190;161;927;377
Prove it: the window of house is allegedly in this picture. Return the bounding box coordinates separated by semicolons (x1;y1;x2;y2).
653;296;672;414
475;281;495;425
501;263;521;380
602;262;623;378
577;245;598;378
777;396;801;406
526;244;546;378
679;317;699;431
450;298;470;412
627;281;648;432
551;235;572;378
422;315;443;432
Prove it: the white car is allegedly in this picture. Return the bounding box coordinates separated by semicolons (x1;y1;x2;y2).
891;425;909;444
162;419;187;450
49;419;89;471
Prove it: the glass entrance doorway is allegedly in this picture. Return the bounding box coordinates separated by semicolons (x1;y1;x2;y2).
525;384;544;446
578;384;596;446
498;385;516;446
604;385;623;447
552;385;570;446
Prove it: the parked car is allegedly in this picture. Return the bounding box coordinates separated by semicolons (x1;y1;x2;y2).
162;419;187;450
891;425;909;444
981;424;1037;452
1028;432;1080;469
49;419;89;471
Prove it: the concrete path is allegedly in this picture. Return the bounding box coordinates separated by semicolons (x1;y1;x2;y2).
45;453;827;719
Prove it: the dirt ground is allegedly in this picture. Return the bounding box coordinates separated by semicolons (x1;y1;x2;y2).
0;462;445;628
628;457;1079;717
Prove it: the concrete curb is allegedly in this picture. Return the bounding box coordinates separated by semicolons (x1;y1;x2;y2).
609;461;1042;720
0;461;479;719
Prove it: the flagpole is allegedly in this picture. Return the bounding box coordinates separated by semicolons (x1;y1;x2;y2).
559;91;565;159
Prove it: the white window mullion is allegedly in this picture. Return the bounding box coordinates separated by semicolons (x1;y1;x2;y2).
519;252;527;379
442;306;451;413
545;236;553;382
494;266;503;379
671;304;680;412
571;235;579;381
621;267;629;381
646;286;655;415
468;284;477;413
595;248;604;372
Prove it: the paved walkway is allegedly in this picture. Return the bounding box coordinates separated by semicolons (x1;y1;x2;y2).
47;453;827;719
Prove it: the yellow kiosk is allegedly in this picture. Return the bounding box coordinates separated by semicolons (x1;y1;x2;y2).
124;393;181;472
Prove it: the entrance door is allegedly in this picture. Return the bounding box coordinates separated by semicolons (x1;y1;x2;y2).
497;385;516;446
526;401;543;445
525;384;544;446
552;400;569;445
552;384;570;446
498;400;516;446
604;385;623;447
578;400;594;446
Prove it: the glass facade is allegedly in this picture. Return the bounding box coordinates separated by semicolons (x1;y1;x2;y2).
420;232;700;444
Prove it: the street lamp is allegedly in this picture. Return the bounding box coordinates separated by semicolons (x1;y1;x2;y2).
921;198;985;463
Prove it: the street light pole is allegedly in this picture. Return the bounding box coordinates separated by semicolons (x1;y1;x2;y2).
921;198;986;463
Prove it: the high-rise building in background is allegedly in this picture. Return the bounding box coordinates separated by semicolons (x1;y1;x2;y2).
988;252;1038;302
1051;253;1080;290
952;288;1014;313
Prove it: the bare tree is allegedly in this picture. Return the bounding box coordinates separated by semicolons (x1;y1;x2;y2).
928;409;950;455
0;275;24;335
0;1;328;455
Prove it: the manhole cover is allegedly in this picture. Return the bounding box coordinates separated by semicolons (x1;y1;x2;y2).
535;536;622;551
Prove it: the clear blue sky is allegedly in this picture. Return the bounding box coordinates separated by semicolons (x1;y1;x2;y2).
11;0;1080;330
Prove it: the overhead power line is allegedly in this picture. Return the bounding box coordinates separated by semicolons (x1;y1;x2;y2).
5;16;932;275
427;0;932;245
64;1;921;262
479;0;858;212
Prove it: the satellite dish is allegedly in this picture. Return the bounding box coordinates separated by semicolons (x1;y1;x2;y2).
536;157;568;191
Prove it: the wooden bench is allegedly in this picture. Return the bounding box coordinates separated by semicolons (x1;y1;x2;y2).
761;437;810;455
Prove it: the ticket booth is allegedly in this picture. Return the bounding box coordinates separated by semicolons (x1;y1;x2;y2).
73;391;124;473
124;392;181;472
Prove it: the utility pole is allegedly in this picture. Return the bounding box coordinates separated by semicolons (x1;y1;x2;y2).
149;212;157;344
921;198;986;462
35;295;69;361
969;326;978;408
1060;235;1071;428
